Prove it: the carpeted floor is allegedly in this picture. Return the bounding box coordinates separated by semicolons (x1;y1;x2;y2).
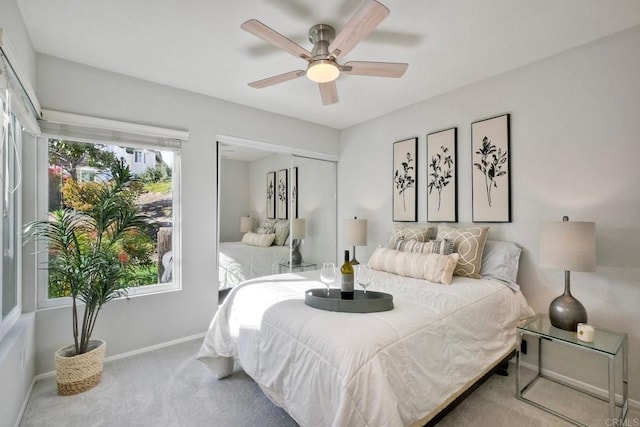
20;339;638;426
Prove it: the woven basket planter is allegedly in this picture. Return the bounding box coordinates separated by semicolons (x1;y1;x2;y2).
55;340;106;395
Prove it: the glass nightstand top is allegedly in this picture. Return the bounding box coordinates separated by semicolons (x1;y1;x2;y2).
518;315;626;356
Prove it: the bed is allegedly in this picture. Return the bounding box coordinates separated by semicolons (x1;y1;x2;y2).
218;241;291;291
199;265;535;426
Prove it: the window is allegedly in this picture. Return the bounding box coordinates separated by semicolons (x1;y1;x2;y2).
37;110;186;306
134;150;143;163
44;138;179;300
0;95;21;339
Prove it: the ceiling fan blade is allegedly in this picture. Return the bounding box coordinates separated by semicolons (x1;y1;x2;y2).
342;61;408;78
319;81;338;105
248;70;306;89
241;19;312;60
328;0;390;58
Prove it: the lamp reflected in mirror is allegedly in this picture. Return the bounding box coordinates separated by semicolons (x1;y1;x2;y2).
291;218;306;265
240;216;253;233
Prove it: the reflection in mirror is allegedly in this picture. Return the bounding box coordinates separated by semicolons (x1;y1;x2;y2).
217;141;336;300
286;155;337;273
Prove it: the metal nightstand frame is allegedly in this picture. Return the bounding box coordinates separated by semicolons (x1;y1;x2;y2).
515;315;628;426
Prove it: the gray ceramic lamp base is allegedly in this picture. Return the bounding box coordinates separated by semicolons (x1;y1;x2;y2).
549;292;587;331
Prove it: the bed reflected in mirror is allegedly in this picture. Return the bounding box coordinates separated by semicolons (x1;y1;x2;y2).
217;140;336;301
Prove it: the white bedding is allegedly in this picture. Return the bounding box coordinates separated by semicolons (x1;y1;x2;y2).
218;241;290;290
199;270;534;426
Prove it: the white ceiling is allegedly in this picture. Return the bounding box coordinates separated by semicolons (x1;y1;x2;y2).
17;0;640;130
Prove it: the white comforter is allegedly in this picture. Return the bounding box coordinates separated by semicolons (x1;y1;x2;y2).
198;270;534;426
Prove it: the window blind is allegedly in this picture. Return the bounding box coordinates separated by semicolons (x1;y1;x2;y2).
0;28;41;135
39;110;189;151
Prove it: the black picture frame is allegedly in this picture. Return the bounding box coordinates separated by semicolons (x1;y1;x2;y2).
392;137;418;222
471;113;511;223
426;127;457;222
277;168;288;220
266;171;276;219
291;167;298;219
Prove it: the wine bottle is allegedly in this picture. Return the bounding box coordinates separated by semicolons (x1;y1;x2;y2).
341;250;354;300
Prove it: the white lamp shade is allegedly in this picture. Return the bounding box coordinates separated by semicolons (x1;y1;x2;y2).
240;216;253;233
539;220;596;272
344;218;368;246
292;218;306;239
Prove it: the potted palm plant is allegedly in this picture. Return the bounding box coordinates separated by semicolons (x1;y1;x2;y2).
26;160;150;395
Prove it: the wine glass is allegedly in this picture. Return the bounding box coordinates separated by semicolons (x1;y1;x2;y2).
356;265;372;294
320;262;336;296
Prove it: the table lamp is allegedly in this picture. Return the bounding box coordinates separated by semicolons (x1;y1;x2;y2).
344;217;368;265
539;216;596;331
240;216;253;233
291;218;306;265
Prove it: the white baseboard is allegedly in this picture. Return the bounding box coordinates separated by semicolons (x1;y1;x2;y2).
511;359;639;409
14;377;36;427
34;332;206;382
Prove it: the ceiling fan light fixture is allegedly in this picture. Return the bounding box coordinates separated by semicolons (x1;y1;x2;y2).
306;60;340;83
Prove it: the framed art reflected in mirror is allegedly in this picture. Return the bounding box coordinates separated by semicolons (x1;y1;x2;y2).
266;171;276;219
277;168;288;219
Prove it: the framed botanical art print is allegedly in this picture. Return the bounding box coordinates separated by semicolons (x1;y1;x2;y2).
392;137;418;222
277;168;288;219
290;167;298;219
471;113;511;222
266;171;276;219
426;127;457;222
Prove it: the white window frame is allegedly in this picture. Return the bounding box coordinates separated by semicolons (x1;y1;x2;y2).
0;97;22;342
36;111;186;309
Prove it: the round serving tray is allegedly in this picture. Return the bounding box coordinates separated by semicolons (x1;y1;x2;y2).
304;288;394;313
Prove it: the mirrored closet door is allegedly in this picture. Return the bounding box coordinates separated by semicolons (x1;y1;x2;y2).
217;140;336;295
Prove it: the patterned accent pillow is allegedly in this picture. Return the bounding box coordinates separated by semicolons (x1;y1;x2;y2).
273;220;290;246
241;232;276;248
436;226;490;278
256;219;277;234
393;238;454;255
387;225;436;248
368;247;459;285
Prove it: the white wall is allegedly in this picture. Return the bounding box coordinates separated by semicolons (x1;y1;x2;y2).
338;26;640;401
219;158;250;242
30;54;339;375
0;0;38;425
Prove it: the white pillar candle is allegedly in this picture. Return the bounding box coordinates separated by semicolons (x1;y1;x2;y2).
577;323;595;342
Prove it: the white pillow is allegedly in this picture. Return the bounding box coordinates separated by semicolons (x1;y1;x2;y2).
241;232;276;248
480;240;522;289
368;247;459;285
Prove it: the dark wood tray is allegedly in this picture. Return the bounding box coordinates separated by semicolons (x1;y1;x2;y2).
304;288;394;313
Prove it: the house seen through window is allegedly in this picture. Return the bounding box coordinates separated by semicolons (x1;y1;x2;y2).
47;138;175;299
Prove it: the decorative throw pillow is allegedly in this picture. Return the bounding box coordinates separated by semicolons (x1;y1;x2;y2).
393;238;454;255
273;220;290;246
241;232;276;248
256;219;277;234
436;226;489;278
387;224;436;248
480;240;522;284
368;247;459;285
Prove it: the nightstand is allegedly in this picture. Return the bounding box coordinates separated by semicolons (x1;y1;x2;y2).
278;261;317;273
516;314;628;425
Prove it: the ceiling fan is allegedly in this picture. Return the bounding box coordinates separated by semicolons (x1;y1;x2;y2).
241;0;408;105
